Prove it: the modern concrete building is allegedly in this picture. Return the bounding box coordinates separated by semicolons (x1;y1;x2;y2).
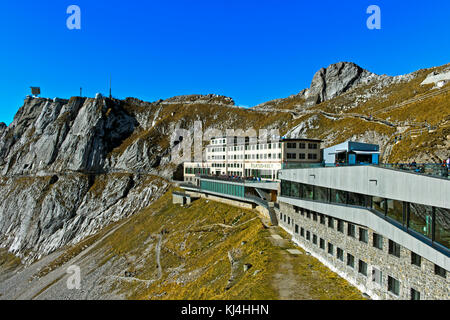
323;141;380;165
183;136;322;184
277;165;449;300
180;139;449;299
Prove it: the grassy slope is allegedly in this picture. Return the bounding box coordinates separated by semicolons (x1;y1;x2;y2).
90;189;363;300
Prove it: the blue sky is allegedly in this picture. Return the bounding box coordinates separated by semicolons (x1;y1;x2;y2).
1;0;449;124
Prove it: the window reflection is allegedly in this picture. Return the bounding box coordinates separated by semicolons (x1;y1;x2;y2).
434;207;450;249
330;189;347;204
409;203;433;239
387;199;405;225
372;197;386;215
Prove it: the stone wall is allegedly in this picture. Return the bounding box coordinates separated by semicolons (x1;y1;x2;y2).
278;202;449;300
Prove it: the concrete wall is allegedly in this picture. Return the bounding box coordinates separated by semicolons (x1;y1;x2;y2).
279;196;449;270
280;166;450;209
185;191;254;210
278;202;449;300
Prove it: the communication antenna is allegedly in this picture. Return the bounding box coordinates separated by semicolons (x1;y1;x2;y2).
109;75;112;99
30;87;41;97
80;87;82;97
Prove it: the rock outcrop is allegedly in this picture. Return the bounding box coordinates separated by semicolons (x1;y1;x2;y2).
0;62;447;264
306;62;383;106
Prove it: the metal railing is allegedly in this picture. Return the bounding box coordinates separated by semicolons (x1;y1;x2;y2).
281;162;450;180
198;175;277;184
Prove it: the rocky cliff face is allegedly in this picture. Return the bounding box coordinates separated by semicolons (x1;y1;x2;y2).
0;61;448;264
0;96;170;262
305;62;384;105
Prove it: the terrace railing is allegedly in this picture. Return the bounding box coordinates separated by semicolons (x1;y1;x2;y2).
281;162;450;180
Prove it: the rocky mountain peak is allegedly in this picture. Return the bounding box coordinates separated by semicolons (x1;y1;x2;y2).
305;62;384;105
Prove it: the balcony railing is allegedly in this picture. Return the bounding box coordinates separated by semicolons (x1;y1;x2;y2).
281;162;450;180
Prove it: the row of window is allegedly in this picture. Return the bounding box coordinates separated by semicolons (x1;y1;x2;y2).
286;153;318;160
279;207;448;298
289;207;448;279
209;142;283;151
280;180;450;250
286;142;318;149
280;212;423;299
184;167;210;175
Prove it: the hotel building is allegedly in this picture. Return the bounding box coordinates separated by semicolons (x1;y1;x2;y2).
179;140;449;299
183;136;322;184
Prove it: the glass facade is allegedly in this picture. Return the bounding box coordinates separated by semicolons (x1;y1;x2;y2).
387;199;405;225
314;186;329;202
200;180;245;198
330;189;347;204
372;196;386;216
434;207;450;249
280;180;450;252
409;203;433;239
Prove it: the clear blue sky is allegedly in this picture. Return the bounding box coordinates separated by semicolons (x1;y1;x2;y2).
1;0;449;124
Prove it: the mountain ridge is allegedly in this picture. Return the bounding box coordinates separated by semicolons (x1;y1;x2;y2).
0;61;448;264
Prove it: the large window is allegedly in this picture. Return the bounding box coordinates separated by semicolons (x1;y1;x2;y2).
387;199;405;225
348;192;367;207
303;184;314;200
290;181;300;198
434;207;450;249
330;189;347;204
279;180;450;251
281;180;290;197
314;186;329;202
372;196;386;215
409;203;433;239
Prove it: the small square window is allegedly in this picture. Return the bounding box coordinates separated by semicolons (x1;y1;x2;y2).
320;214;325;225
328;217;334;229
348;223;355;238
411;252;421;267
337;220;344;233
373;233;383;250
328;242;334;255
347;254;355;268
358;260;367;276
411;288;421;300
320;238;325;250
372;267;382;285
337;248;344;261
434;265;447;278
359;228;368;243
388;276;400;296
388;240;401;258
